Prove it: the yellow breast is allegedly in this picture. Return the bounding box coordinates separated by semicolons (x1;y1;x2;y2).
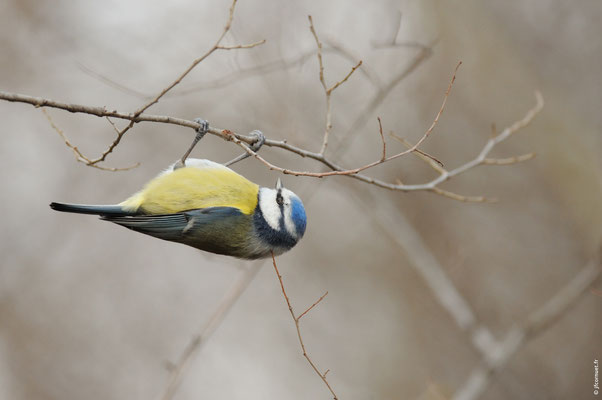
120;162;259;215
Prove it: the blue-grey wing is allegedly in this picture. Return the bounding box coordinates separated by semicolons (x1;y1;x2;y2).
101;207;246;242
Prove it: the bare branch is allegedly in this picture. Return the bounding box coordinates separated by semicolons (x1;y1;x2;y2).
42;109;139;171
377;117;387;161
107;0;246;159
453;255;601;400
216;39;266;50
431;187;495;203
1;87;542;200
482;153;535;165
415;61;461;149
0;14;540;201
88;118;136;166
328;60;362;94
0;7;440;182
229;61;460;178
131;0;261;120
308;15;362;156
321;95;333;155
337;43;433;156
308;16;327;92
379;91;543;198
323;38;381;87
39;0;263;170
270;252;338;399
390;134;444;172
297;291;329;321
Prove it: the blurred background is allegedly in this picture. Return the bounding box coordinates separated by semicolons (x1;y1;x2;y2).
1;0;600;399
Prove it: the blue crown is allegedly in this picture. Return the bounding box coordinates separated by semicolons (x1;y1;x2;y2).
290;197;307;238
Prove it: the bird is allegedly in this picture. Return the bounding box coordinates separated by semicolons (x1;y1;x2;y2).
50;159;307;259
50;119;306;259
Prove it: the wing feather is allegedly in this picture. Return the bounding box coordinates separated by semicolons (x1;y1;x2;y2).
101;207;245;242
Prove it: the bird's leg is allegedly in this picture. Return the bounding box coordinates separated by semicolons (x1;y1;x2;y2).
175;118;209;169
224;130;265;166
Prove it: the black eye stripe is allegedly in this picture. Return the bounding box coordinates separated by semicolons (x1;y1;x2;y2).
276;190;284;206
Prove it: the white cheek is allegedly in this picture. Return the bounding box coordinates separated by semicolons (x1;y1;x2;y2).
259;190;281;231
283;205;297;239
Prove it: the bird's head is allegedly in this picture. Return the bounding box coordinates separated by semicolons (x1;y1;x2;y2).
255;178;306;252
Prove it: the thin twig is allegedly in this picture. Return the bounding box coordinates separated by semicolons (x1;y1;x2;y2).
98;0;262;166
377;117;387;161
298;291;329;321
0;8;438;181
227;61;461;178
324;38;381;87
43;0;264;170
270;252;338;399
308;16;327;92
216;39;266;50
309;15;362;156
431;187;495;203
482;153;535;165
1;87;542;199
138;0;241;115
386;93;541;201
335;43;433;157
42;109;139;171
390;134;444;171
328;60;362;94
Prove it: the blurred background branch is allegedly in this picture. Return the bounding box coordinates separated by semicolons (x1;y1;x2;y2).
454;253;601;400
160;263;263;400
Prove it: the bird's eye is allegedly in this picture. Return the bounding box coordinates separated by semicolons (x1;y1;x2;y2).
276;192;284;206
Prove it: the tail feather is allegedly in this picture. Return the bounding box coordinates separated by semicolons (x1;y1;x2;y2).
50;202;133;216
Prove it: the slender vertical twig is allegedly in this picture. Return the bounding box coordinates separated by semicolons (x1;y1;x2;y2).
308;16;362;156
271;252;337;399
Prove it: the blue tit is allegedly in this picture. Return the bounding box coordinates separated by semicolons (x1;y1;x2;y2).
50;159;307;259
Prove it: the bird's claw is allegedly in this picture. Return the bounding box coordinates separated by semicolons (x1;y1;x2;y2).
194;118;209;136
179;118;210;167
248;130;265;152
224;129;266;167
